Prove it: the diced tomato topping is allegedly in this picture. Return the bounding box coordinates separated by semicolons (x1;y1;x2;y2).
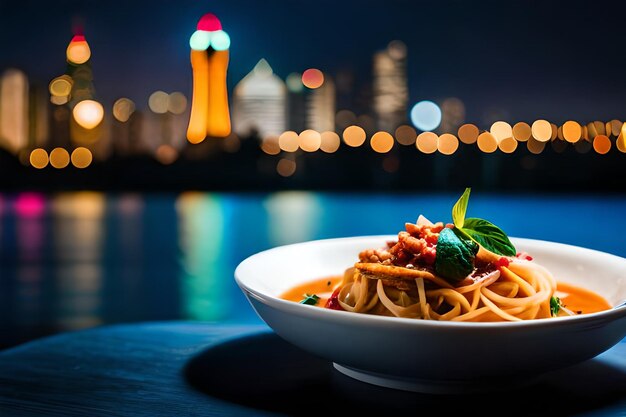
424;233;439;246
495;257;510;268
422;247;436;265
325;288;344;311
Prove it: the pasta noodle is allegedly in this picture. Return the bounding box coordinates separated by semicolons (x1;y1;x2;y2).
333;260;555;322
328;217;562;322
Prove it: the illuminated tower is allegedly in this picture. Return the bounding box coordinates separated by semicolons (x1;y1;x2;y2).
187;13;231;143
48;33;105;161
372;40;408;132
233;59;286;139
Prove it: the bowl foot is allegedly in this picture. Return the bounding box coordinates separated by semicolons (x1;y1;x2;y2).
333;363;538;394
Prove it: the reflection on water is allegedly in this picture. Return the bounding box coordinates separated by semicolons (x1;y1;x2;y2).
52;193;105;330
2;190;626;349
265;192;322;246
177;192;230;321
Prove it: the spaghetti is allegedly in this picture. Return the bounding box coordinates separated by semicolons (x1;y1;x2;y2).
328;217;563;322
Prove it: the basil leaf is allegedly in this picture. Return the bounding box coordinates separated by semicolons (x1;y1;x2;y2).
452;188;471;228
452;227;479;254
300;294;320;305
462;218;517;257
435;228;477;284
550;296;561;317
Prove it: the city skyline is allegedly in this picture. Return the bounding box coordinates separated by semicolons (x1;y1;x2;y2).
2;0;626;124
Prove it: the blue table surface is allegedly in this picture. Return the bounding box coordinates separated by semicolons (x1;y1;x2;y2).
0;321;624;417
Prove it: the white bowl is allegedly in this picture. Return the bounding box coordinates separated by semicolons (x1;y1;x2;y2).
234;236;626;394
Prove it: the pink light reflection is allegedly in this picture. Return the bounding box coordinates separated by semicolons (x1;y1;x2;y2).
14;193;46;218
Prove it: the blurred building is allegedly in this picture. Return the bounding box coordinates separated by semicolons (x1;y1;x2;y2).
232;59;286;139
0;69;29;154
306;76;335;132
372;41;408;132
285;72;306;132
440;98;466;134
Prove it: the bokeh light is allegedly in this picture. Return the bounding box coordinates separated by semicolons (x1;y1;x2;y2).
415;132;438;154
320;131;340;153
197;13;222;31
394;125;417;146
286;73;304;93
498;137;518;153
387;40;407;60
302;69;324;89
73;100;104;129
610;120;622;137
299;129;321;152
562;121;581;143
51;95;69;106
189;30;211;51
210;30;231;51
49;148;70;169
410;100;441;132
527;138;546;154
490;121;513;142
149;91;169;114
261;136;281;155
168;92;187;114
458;124;479;144
550;123;558;140
437;133;459;155
512;122;532;142
71;147;93;168
222;134;241;153
155;144;178;164
477;132;497;153
593;135;611;154
276;158;296;177
278;131;299;152
593;121;605;136
49;76;73;97
531;120;552;142
66;36;91;64
616;133;626;153
342;125;366;147
29;148;48;169
112;98;135;123
370;131;394;153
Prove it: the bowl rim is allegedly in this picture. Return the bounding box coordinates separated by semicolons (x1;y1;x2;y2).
235;235;626;330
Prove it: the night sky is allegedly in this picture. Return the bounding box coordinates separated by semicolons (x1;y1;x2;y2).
1;0;625;125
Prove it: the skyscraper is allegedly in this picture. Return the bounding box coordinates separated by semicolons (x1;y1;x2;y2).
372;40;409;132
306;76;335;132
0;69;29;154
232;59;286;139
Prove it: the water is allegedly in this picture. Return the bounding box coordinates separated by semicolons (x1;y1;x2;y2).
1;190;626;349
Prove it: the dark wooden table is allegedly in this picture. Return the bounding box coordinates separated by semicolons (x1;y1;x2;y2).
0;321;625;416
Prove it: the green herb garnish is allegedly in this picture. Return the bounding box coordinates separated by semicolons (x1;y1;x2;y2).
434;188;516;283
550;296;562;316
300;294;320;305
451;188;516;257
434;228;479;283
